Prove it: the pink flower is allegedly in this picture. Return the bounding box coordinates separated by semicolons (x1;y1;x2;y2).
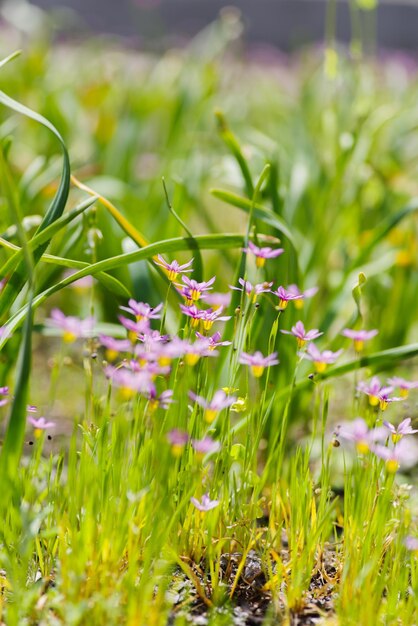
191;436;221;454
205;292;231;308
383;418;418;443
0;386;9;408
28;416;55;430
338;418;386;454
230;278;273;303
272;286;303;310
281;321;322;348
99;335;133;361
387;377;418;399
120;300;163;321
190;494;219;512
105;365;154;399
341;328;378;352
372;439;417;473
243;241;284;268
195;331;231;350
357;377;402;411
287;284;318;309
189;389;236;423
155;255;193;282
47;309;95;343
239;350;279;377
180;276;216;303
302;344;342;373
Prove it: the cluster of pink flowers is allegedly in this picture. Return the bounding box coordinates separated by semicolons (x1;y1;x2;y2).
338;416;418;473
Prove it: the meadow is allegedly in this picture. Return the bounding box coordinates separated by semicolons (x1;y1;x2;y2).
0;12;418;625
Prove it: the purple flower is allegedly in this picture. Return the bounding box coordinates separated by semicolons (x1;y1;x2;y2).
341;328;378;352
0;386;9;408
148;389;174;412
383;418;418;443
27;404;37;413
183;338;218;366
119;315;150;342
28;416;55;430
338;418;386;454
387;377;418;399
189;389;237;423
190;493;219;512
191;436;221;454
243;241;284;268
105;365;154;399
239;350;279;378
272;286;303;310
120;300;163;321
287;285;318;310
99;335;133;361
204;292;231;309
303;344;342;373
47;309;95;343
372;439;416;473
230;278;273;304
195;331;231;350
167;429;189;456
357;377;402;411
281;321;323;348
199;308;231;331
404;536;418;552
155;255;193;282
180;276;216;303
180;304;203;327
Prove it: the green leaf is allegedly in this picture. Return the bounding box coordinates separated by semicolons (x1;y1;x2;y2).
210;188;300;249
215;110;254;198
0;89;71;320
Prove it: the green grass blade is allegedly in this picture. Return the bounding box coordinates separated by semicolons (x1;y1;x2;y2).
210;187;300;249
0;195;97;276
0;90;71;318
215;110;254;198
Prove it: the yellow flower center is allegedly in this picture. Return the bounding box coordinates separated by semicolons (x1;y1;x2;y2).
190;289;201;301
294;299;304;310
392;433;402;444
190;317;200;328
34;428;42;439
400;388;409;398
379;398;388;411
368;395;379;407
314;361;327;373
251;365;265;378
386;459;399;474
185;353;200;366
255;256;266;268
171;444;184;458
120;387;135;401
63;330;77;343
202;319;214;331
128;330;138;344
354;339;364;352
356;440;369;455
296;337;306;349
105;349;119;362
204;408;218;423
158;356;172;367
168;269;178;282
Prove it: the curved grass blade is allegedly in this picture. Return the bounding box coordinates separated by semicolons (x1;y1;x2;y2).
0;90;71;318
0;195;97;275
0;238;130;299
0;294;33;481
0;233;250;346
210;188;300;249
162;177;203;282
215;110;254;198
0;50;22;71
